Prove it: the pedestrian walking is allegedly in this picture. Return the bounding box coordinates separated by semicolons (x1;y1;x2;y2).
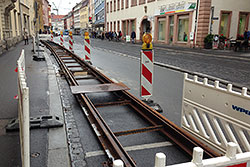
243;28;249;51
118;30;122;41
23;28;29;45
131;31;136;44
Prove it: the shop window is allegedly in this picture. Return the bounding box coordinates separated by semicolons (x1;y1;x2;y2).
114;21;116;32
131;20;135;31
107;22;109;31
238;13;248;35
219;12;231;37
178;15;189;42
118;21;120;31
122;21;127;36
169;16;174;43
158;18;166;41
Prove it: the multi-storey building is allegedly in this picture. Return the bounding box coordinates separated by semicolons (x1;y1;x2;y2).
63;12;73;30
73;2;82;34
94;0;105;31
88;0;95;29
106;0;250;47
51;14;65;31
42;0;50;31
80;0;89;32
0;0;35;51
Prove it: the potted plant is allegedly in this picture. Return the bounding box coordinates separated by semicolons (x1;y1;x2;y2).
204;34;214;49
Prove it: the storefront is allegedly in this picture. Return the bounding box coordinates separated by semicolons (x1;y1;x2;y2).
154;2;196;46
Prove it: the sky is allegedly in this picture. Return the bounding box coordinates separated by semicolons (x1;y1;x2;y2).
48;0;81;15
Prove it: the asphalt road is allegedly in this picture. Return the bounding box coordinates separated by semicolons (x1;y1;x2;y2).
73;36;250;87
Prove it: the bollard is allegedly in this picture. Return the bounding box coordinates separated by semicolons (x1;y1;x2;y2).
113;159;124;167
84;32;91;62
51;30;53;41
140;32;154;100
60;31;64;46
69;31;73;52
192;147;203;167
154;153;166;167
226;142;237;159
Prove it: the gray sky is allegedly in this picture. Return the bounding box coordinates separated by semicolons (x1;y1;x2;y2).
48;0;81;15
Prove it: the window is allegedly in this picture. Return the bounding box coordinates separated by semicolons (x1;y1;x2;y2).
147;0;155;3
122;21;126;36
110;1;112;12
219;11;231;37
107;22;109;31
238;13;248;35
121;0;124;9
114;21;116;32
118;21;120;31
117;0;120;10
111;22;112;31
178;15;189;42
131;20;135;31
131;0;137;7
125;0;128;8
169;16;174;43
139;0;145;5
107;2;109;13
114;0;116;11
158;18;166;41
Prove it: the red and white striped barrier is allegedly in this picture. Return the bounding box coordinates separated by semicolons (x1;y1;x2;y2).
51;30;53;41
60;31;64;46
69;31;73;52
84;32;91;62
140;50;154;99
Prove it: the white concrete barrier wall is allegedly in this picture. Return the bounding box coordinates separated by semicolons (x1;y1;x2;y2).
181;73;250;154
17;49;30;167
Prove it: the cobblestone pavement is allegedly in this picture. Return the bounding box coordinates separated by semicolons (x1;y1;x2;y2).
72;36;250;87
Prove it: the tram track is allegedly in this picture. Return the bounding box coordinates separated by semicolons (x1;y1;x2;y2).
42;40;220;166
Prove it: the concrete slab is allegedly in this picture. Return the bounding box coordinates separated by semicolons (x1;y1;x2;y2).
44;50;70;167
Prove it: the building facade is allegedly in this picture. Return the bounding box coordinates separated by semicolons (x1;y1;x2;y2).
94;0;105;31
42;0;50;31
73;2;82;34
0;0;35;51
80;0;89;32
106;0;250;47
51;14;65;31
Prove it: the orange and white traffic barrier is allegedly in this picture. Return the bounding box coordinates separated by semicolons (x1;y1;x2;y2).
140;33;153;99
69;31;73;51
60;31;64;46
84;32;91;62
51;30;53;41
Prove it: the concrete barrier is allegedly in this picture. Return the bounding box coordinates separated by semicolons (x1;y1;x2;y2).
17;49;30;167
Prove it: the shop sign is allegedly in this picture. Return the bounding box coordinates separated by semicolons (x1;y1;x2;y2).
158;1;196;15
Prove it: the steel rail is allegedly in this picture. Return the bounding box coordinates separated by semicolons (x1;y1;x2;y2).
42;41;220;166
43;42;136;166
